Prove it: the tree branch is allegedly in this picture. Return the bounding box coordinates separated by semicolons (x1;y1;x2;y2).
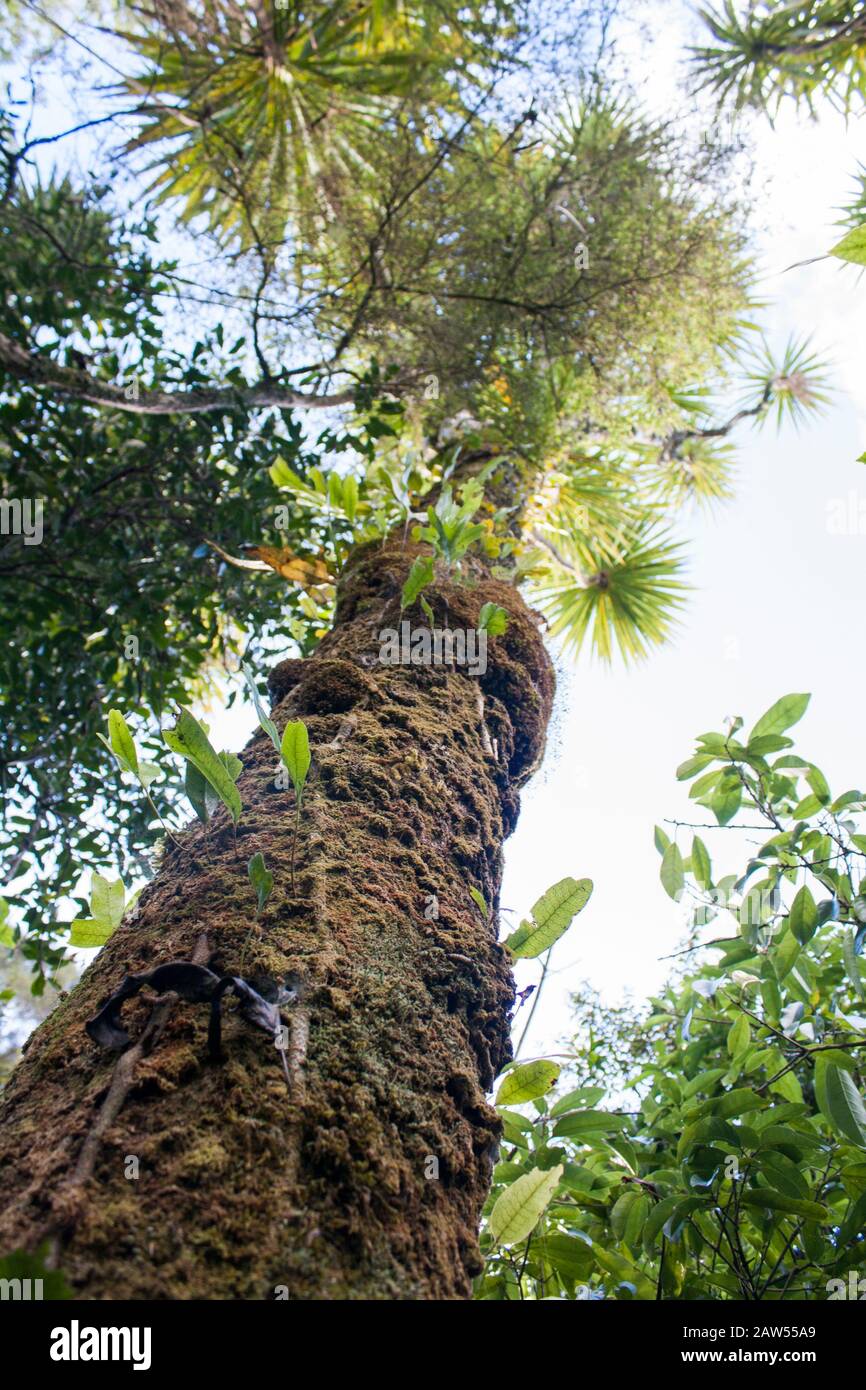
0;331;355;415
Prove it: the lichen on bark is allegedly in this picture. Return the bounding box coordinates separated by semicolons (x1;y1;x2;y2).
0;534;553;1299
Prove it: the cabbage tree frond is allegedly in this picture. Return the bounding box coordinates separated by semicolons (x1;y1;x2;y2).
737;335;832;430
528;522;689;664
691;1;866;118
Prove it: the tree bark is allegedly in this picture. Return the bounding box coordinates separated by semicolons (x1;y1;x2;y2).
0;535;553;1299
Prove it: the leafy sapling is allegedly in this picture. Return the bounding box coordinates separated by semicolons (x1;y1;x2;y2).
401;554;434;611
415;480;486;572
281;720;310;896
248;852;274;915
164;707;242;828
503;876;593;960
241;851;275;970
504;875;594;1059
99;709;180;848
469;885;490;922
242;662;281;756
478;602;509;636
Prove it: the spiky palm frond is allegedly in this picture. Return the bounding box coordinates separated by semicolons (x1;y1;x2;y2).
118;0;513;246
653;436;736;509
691;1;866;118
526;451;639;554
528;521;689;664
737;335;832;430
838;161;866;228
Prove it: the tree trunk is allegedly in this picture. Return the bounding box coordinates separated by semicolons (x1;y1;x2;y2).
0;535;553;1299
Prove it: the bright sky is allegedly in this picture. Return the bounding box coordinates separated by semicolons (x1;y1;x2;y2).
5;2;866;1066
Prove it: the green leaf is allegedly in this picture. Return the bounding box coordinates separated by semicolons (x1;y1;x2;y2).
660;842;684;901
138;760;161;789
0;897;13;948
488;1164;563;1246
691;835;712;889
401;555;434;610
503;877;593;959
549;1085;605;1116
184;761;211;823
748;694;810;742
772;929;800;982
589;1243;656;1300
342;475;359;522
280;720;311;799
469;886;488;919
838;1190;866;1244
91;872;124;931
843;929;866;1001
552;1109;628;1139
676;755;713;781
69;872;125;948
815;1060;866;1147
478;602;509;636
788;884;818;945
538;1233;594;1281
739;1190;826;1221
830;223;866;268
219;750;243;782
98;708;139;777
727;1014;750;1059
644;1195;707;1246
242;663;280;755
68;918;115;948
496;1060;561;1106
164;707;242;824
248;852;274;914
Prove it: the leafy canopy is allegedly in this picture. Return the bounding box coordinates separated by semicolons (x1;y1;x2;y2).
479;694;866;1300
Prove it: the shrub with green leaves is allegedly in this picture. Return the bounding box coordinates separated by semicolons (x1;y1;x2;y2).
478;693;866;1300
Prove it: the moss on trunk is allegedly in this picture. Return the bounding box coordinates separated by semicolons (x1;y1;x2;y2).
0;536;553;1299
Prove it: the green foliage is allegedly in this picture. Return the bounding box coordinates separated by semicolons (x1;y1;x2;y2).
469;886;489;920
478;602;509;636
247;853;274;916
69;872;127;949
401;555;435;611
830;223;866;267
0;4;825;983
488;1165;564;1247
496;1061;561;1107
280;721;311;804
479;696;866;1300
164;709;242;824
0;898;12;949
737;338;831;431
530;524;690;664
504;877;593;959
118;0;517;248
0;1246;71;1299
415;481;487;570
242;664;281;757
692;1;866;117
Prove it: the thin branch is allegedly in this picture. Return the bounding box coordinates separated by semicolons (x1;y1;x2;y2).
0;331;355;414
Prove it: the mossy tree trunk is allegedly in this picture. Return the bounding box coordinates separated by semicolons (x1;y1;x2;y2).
0;535;553;1299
